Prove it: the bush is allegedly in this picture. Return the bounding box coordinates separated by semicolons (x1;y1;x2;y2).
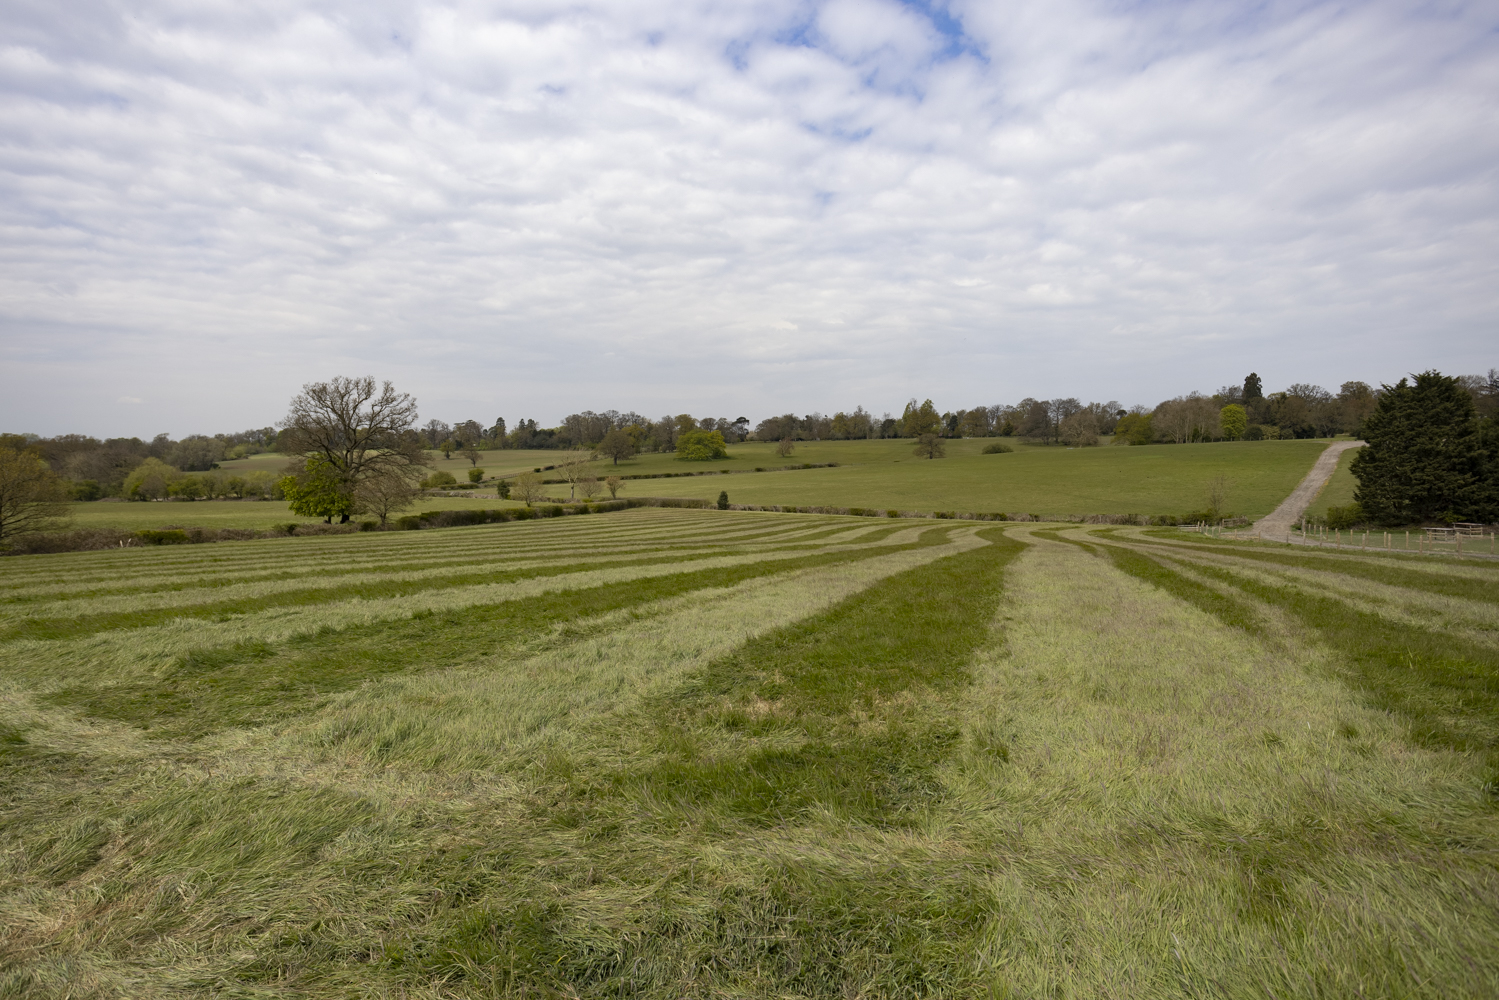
1325;502;1366;530
421;471;458;489
71;480;103;501
468;468;485;483
981;443;1013;454
135;529;189;545
717;490;729;510
676;429;729;461
358;520;379;531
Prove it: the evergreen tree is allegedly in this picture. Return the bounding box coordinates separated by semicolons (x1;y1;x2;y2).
1243;373;1263;401
1352;371;1497;524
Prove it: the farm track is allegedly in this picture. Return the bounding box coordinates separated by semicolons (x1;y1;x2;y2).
3;509;1498;999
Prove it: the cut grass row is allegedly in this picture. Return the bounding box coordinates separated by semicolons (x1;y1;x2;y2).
3;510;1497;997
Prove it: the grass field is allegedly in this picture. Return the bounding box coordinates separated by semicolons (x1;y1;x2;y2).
3;509;1496;998
132;439;1334;529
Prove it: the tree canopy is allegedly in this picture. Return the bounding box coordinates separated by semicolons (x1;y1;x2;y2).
1351;370;1497;524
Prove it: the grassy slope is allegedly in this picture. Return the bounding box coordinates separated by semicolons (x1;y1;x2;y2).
3;510;1497;997
1307;441;1361;517
643;438;1328;516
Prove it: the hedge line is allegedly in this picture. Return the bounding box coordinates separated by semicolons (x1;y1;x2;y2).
2;499;1205;555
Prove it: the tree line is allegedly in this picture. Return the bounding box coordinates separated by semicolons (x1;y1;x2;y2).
3;369;1496;539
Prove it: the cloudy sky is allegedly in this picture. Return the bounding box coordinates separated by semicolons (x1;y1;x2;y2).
1;0;1495;437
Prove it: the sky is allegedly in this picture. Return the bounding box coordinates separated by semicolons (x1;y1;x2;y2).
1;0;1496;438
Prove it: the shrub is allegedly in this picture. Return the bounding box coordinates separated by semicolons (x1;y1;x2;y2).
358;520;379;531
717;490;729;510
135;529;189;545
676;429;729;461
71;480;103;501
981;443;1013;454
396;515;422;530
468;467;485;483
1325;502;1366;530
421;471;458;489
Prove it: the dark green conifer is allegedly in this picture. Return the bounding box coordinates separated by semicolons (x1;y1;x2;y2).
1352;370;1497;524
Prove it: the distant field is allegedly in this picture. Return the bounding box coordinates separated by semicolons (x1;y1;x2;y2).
637;439;1329;517
4;509;1496;996
212;438;1333;520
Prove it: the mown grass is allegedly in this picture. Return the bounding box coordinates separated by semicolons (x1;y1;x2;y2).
3;510;1497;998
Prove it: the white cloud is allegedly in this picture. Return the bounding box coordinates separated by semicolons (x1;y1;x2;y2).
0;0;1495;436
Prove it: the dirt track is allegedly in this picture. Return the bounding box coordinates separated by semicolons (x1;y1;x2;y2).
1250;440;1364;539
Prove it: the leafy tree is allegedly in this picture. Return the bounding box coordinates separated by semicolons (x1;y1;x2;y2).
0;447;71;541
677;429;729;461
1337;381;1378;436
71;479;103;501
598;427;636;465
279;456;355;523
1219;404;1248;441
468;467;485;483
1112;412;1153;446
461;446;481;467
913;433;946;459
167;475;207;499
901;399;941;438
1352;370;1498;524
604;476;623;499
124;457;182;499
717;490;729;510
439;438;455;459
496;480;512;500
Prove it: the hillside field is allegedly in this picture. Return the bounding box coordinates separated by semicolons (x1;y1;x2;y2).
2;509;1496;998
121;439;1334;530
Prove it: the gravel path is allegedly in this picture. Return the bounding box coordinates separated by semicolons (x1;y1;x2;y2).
1250;440;1365;540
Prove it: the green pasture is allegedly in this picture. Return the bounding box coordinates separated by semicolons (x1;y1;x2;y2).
2;510;1496;997
215;438;1334;520
633;438;1328;516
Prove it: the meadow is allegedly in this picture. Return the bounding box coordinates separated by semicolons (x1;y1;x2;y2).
2;508;1496;998
141;439;1334;531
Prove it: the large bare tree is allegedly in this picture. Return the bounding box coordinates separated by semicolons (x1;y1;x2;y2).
282;376;426;483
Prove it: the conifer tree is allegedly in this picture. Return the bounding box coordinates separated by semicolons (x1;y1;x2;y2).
1352;370;1497;524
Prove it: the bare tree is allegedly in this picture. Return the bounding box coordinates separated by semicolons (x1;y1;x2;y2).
354;467;421;526
1059;410;1100;447
281;376;427;521
511;471;546;506
0;447;71;541
578;476;603;501
1205;475;1232;520
777;438;795;457
913;433;946;459
604;475;624;499
556;455;594;500
461;446;481;467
